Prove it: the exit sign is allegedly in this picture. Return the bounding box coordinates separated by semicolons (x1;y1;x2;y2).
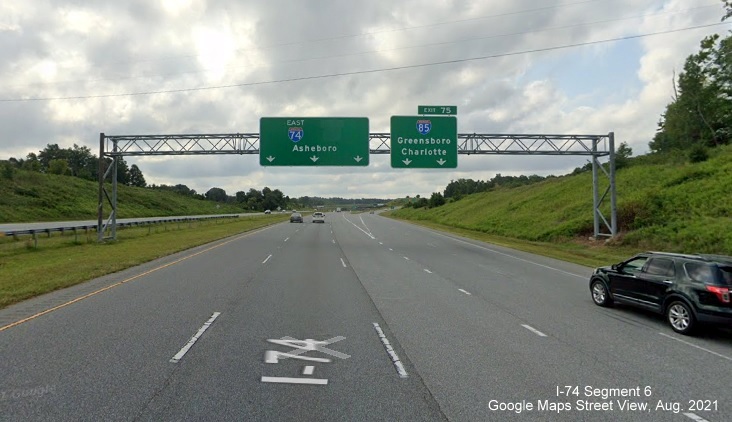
418;105;457;115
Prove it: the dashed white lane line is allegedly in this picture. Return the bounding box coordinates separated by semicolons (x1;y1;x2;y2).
284;237;289;242
403;256;409;260
340;258;347;268
389;248;393;251
373;323;408;378
458;288;471;296
521;324;547;337
659;332;732;362
427;230;587;279
170;312;221;363
683;412;711;422
262;254;272;264
379;242;383;245
332;239;335;244
424;269;432;274
261;376;327;385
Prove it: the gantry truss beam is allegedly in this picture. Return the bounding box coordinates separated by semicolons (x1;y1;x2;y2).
103;133;611;156
99;132;616;241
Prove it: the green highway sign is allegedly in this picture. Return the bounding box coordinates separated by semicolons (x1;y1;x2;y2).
390;116;458;168
260;117;369;166
418;105;457;115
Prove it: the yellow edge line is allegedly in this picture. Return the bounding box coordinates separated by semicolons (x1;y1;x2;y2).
0;224;276;333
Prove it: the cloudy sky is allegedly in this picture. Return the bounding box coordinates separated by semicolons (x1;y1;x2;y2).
1;0;729;199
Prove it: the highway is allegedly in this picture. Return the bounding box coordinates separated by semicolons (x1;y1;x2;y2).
1;212;730;421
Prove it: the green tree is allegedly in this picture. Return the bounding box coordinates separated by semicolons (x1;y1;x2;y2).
127;164;146;187
205;187;228;202
67;144;95;179
1;161;14;180
22;153;41;172
651;34;732;152
38;144;67;172
429;192;446;208
614;142;633;169
48;158;70;175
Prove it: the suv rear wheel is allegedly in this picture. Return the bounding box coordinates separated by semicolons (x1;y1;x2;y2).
590;280;613;307
666;300;696;335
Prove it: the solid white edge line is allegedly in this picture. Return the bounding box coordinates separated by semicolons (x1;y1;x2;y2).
340;258;347;268
521;324;547;337
170;312;221;363
425;230;587;279
683;412;710;422
458;288;471;295
373;323;408;378
262;254;272;264
659;332;732;362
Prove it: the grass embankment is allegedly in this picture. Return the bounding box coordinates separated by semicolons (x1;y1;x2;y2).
0;170;244;222
389;146;732;267
0;214;289;309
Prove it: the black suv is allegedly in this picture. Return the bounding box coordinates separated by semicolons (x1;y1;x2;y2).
589;252;732;335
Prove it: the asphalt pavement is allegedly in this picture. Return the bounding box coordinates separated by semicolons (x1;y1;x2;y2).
1;212;730;421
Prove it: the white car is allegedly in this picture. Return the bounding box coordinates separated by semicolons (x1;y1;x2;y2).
312;212;325;223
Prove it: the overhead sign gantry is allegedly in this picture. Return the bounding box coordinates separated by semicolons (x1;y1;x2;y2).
98;117;617;241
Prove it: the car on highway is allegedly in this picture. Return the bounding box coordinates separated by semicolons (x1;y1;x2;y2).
290;212;303;223
264;210;271;214
312;212;325;223
589;251;732;335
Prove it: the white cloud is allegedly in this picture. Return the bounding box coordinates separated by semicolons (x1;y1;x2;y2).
1;0;729;200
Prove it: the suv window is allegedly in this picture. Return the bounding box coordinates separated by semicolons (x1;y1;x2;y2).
684;263;715;283
644;258;676;277
621;257;648;273
718;266;732;286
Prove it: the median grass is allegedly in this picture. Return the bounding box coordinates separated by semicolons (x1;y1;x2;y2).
0;214;288;309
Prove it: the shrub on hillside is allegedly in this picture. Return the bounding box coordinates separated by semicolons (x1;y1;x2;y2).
1;162;14;180
688;145;709;163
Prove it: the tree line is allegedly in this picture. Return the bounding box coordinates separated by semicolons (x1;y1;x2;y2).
0;144;294;211
401;173;556;209
1;144;389;213
4;143;146;187
650;2;732;160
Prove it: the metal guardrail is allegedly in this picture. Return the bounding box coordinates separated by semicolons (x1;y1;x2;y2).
0;214;241;238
